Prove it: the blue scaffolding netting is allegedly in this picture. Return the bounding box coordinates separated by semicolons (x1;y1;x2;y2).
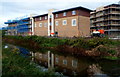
4;17;30;33
17;24;29;33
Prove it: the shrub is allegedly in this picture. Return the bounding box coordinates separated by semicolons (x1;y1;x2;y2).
97;47;107;52
3;35;120;50
107;50;117;55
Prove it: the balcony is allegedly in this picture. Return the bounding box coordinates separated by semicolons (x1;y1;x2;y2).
90;15;96;19
17;28;29;33
4;20;17;24
96;14;104;17
108;6;120;9
108;23;120;26
18;21;31;25
90;16;96;19
94;19;104;23
105;29;120;31
110;12;120;14
7;26;17;30
17;25;29;29
109;18;120;20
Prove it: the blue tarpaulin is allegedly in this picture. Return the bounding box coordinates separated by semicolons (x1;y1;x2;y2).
4;17;30;33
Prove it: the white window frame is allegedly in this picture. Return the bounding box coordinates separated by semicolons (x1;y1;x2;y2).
45;16;47;19
72;60;77;67
56;14;58;17
63;12;66;16
63;60;67;65
50;22;52;26
39;23;42;27
63;20;67;25
55;21;59;26
72;19;76;26
72;10;76;15
39;17;42;20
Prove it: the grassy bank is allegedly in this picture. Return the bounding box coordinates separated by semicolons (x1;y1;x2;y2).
2;44;56;77
3;35;120;59
3;35;120;48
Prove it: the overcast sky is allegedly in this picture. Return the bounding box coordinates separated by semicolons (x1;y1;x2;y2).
0;0;120;28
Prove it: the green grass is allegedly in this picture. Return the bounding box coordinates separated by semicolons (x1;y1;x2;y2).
103;56;119;60
2;44;56;77
3;35;120;57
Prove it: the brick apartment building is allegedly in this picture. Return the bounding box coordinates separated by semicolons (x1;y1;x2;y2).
33;6;92;37
4;6;92;37
90;4;120;37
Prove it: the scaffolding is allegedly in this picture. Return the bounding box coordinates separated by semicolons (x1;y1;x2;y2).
17;18;30;33
4;17;32;36
90;4;120;37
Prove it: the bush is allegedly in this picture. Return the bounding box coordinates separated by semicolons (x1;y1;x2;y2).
107;50;117;55
3;35;120;49
97;47;107;52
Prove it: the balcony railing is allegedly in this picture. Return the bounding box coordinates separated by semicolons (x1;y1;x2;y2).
96;14;104;17
18;21;30;25
108;23;120;25
105;29;120;31
17;28;29;33
109;18;120;20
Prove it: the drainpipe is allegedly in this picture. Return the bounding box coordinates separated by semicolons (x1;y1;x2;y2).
78;9;80;37
30;14;34;35
48;14;50;36
48;9;55;36
32;52;34;61
48;51;51;68
51;14;54;37
51;53;54;68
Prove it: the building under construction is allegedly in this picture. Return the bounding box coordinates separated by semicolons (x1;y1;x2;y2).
4;17;33;36
4;6;92;37
90;4;120;37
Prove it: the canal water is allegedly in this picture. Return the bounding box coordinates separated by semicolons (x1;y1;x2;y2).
4;43;120;77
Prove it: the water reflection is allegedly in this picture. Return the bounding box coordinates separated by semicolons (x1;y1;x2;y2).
5;44;111;77
32;51;90;76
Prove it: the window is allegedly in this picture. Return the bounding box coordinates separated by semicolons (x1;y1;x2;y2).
44;23;47;27
55;57;59;63
63;12;66;16
50;15;52;18
63;20;67;25
72;10;76;15
72;60;77;67
55;21;59;26
63;60;67;65
39;17;42;20
50;22;52;26
45;16;47;19
72;19;76;26
56;14;58;17
39;23;42;27
35;23;37;27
